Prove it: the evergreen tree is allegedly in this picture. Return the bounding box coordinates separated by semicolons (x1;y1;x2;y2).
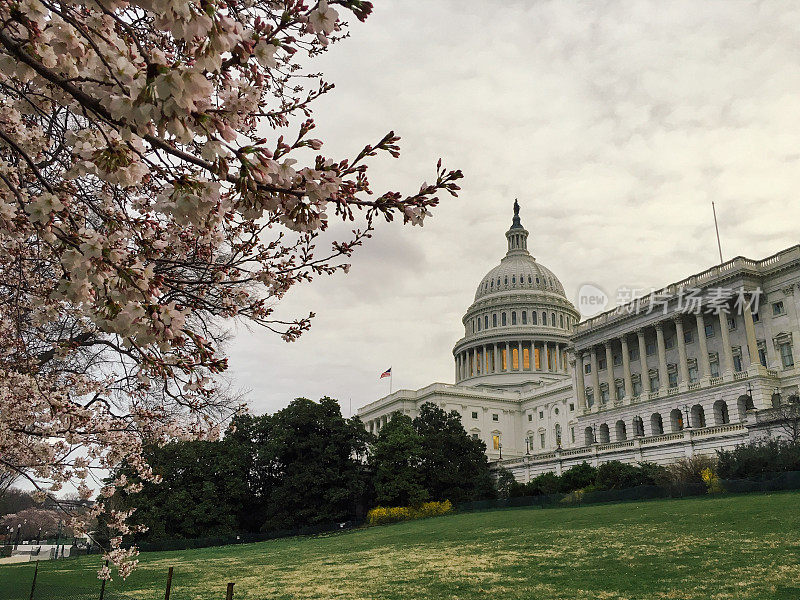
371;415;428;506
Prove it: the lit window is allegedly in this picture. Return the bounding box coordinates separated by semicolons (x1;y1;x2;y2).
780;342;794;368
492;435;500;450
492;413;499;422
501;348;507;370
512;347;519;369
773;301;785;316
472;411;478;419
523;347;530;369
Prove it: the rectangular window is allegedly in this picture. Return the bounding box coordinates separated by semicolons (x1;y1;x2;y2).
569;403;575;412
615;382;625;400
539;410;543;419
629;346;639;361
501;348;507;370
512;312;517;325
471;433;479;440
522;311;527;325
512;347;519;370
477;319;481;332
598;358;607;370
773;301;785;316
528;414;532;422
684;329;694;344
728;317;736;330
733;354;742;372
613;354;622;366
584;363;591;374
532;312;538;325
710;359;720;378
753;311;760;323
501;313;507;326
650;372;660;391
571;427;575;443
705;323;714;338
668;370;678;387
523;347;530;370
586;391;594;408
472;411;478;419
758;348;767;367
665;336;675;350
601;388;609;403
484;315;489;329
646;342;656;356
780;343;794;368
633;379;642;396
492;435;500;450
492;413;499;422
540;433;546;448
688;364;698;382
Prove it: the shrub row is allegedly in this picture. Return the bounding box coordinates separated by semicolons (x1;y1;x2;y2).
716;439;800;479
366;500;453;526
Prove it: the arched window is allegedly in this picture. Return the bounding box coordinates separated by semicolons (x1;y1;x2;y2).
532;311;538;325
512;275;516;284
528;275;532;283
501;313;507;326
490;280;494;288
492;314;497;327
598;423;610;444
615;420;627;441
542;312;547;325
650;413;664;435
670;408;684;432
560;314;564;328
772;393;782;409
511;312;517;325
477;319;481;332
737;395;754;420
632;416;645;437
584;426;594;445
536;277;540;284
497;278;501;286
551;312;556;326
690;404;706;428
504;276;508;285
522;311;527;324
713;400;729;425
484;315;489;330
554;424;562;447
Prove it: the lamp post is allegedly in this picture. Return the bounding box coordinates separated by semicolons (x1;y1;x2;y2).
525;438;530;455
683;404;691;429
592;423;598;444
498;442;502;460
14;523;21;550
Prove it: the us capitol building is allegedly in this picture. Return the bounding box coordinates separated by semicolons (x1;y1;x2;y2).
358;203;800;481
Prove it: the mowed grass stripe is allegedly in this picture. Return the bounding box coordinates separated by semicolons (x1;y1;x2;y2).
2;492;799;600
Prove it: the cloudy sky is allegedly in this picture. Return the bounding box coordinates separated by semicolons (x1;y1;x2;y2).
226;0;800;418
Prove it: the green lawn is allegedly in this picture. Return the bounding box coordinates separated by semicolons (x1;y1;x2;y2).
2;492;800;600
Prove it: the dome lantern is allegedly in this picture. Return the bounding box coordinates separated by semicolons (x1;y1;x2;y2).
505;199;530;256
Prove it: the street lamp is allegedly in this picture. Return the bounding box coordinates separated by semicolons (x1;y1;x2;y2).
14;523;21;550
682;404;691;429
525;438;530;455
498;442;502;460
592;423;598;444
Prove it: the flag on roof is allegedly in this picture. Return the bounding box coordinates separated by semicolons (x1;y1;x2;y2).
380;368;392;379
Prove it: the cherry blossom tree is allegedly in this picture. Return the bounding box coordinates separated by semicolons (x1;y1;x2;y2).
0;0;461;577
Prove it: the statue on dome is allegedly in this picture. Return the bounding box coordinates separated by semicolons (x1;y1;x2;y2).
513;198;520;216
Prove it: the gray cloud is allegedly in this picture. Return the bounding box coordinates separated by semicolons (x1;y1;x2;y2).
226;0;800;416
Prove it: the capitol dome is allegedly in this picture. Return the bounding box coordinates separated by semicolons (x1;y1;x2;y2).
453;201;580;390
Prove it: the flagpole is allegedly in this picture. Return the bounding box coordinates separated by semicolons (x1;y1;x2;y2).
712;201;723;264
390;371;393;394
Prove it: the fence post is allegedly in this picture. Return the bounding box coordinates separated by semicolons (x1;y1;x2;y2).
225;582;234;600
99;560;109;600
164;566;174;600
29;560;39;600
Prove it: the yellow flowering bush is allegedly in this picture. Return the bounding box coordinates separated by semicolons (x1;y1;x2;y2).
701;467;724;494
367;501;453;526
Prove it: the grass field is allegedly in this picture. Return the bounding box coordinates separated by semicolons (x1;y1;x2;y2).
2;492;800;600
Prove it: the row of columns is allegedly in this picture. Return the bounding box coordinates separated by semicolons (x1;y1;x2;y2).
456;340;568;381
575;304;760;410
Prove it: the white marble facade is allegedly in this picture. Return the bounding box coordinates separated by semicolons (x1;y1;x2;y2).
358;203;800;480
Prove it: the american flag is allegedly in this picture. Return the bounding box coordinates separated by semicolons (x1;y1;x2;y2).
380;368;392;379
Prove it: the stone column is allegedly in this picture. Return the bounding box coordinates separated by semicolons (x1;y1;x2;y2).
655;322;669;390
518;341;523;371
493;344;499;374
543;341;549;371
742;294;759;368
483;346;489;375
574;351;586;408
590;346;601;405
505;342;510;372
695;313;711;381
674;316;690;389
620;335;633;398
637;329;651;395
717;310;735;377
604;341;615;401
